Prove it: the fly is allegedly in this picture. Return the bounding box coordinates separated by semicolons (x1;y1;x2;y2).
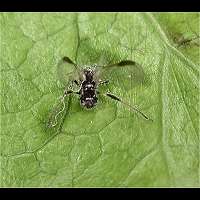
47;56;152;128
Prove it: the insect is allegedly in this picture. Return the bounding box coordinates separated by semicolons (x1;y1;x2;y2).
47;56;152;128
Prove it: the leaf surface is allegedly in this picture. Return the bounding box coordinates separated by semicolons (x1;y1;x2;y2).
0;12;199;187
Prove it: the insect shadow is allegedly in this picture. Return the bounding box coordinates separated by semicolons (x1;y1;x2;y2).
47;54;153;128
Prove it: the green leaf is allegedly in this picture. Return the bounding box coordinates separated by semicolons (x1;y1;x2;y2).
0;12;199;187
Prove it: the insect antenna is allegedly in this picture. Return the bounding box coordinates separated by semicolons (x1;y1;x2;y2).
106;93;153;121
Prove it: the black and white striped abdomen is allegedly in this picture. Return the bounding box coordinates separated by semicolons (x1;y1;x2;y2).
80;81;98;109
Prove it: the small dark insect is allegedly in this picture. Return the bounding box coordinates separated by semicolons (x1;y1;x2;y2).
176;35;200;47
48;56;152;127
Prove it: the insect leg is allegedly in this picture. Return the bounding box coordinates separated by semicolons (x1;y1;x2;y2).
74;80;80;86
105;92;152;121
99;80;109;85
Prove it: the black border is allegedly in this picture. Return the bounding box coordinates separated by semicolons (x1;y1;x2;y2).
0;188;200;198
0;0;200;11
1;0;199;197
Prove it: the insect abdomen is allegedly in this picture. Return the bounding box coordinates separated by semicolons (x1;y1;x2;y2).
80;81;98;109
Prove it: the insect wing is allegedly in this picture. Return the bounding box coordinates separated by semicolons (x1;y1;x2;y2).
46;57;77;129
98;60;146;91
97;60;153;121
46;96;69;128
57;57;79;88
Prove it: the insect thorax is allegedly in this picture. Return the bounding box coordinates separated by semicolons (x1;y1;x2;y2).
83;67;96;82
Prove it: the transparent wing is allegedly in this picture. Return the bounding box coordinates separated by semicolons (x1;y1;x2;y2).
57;56;80;87
46;96;66;128
97;60;146;91
46;57;78;129
96;60;151;120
